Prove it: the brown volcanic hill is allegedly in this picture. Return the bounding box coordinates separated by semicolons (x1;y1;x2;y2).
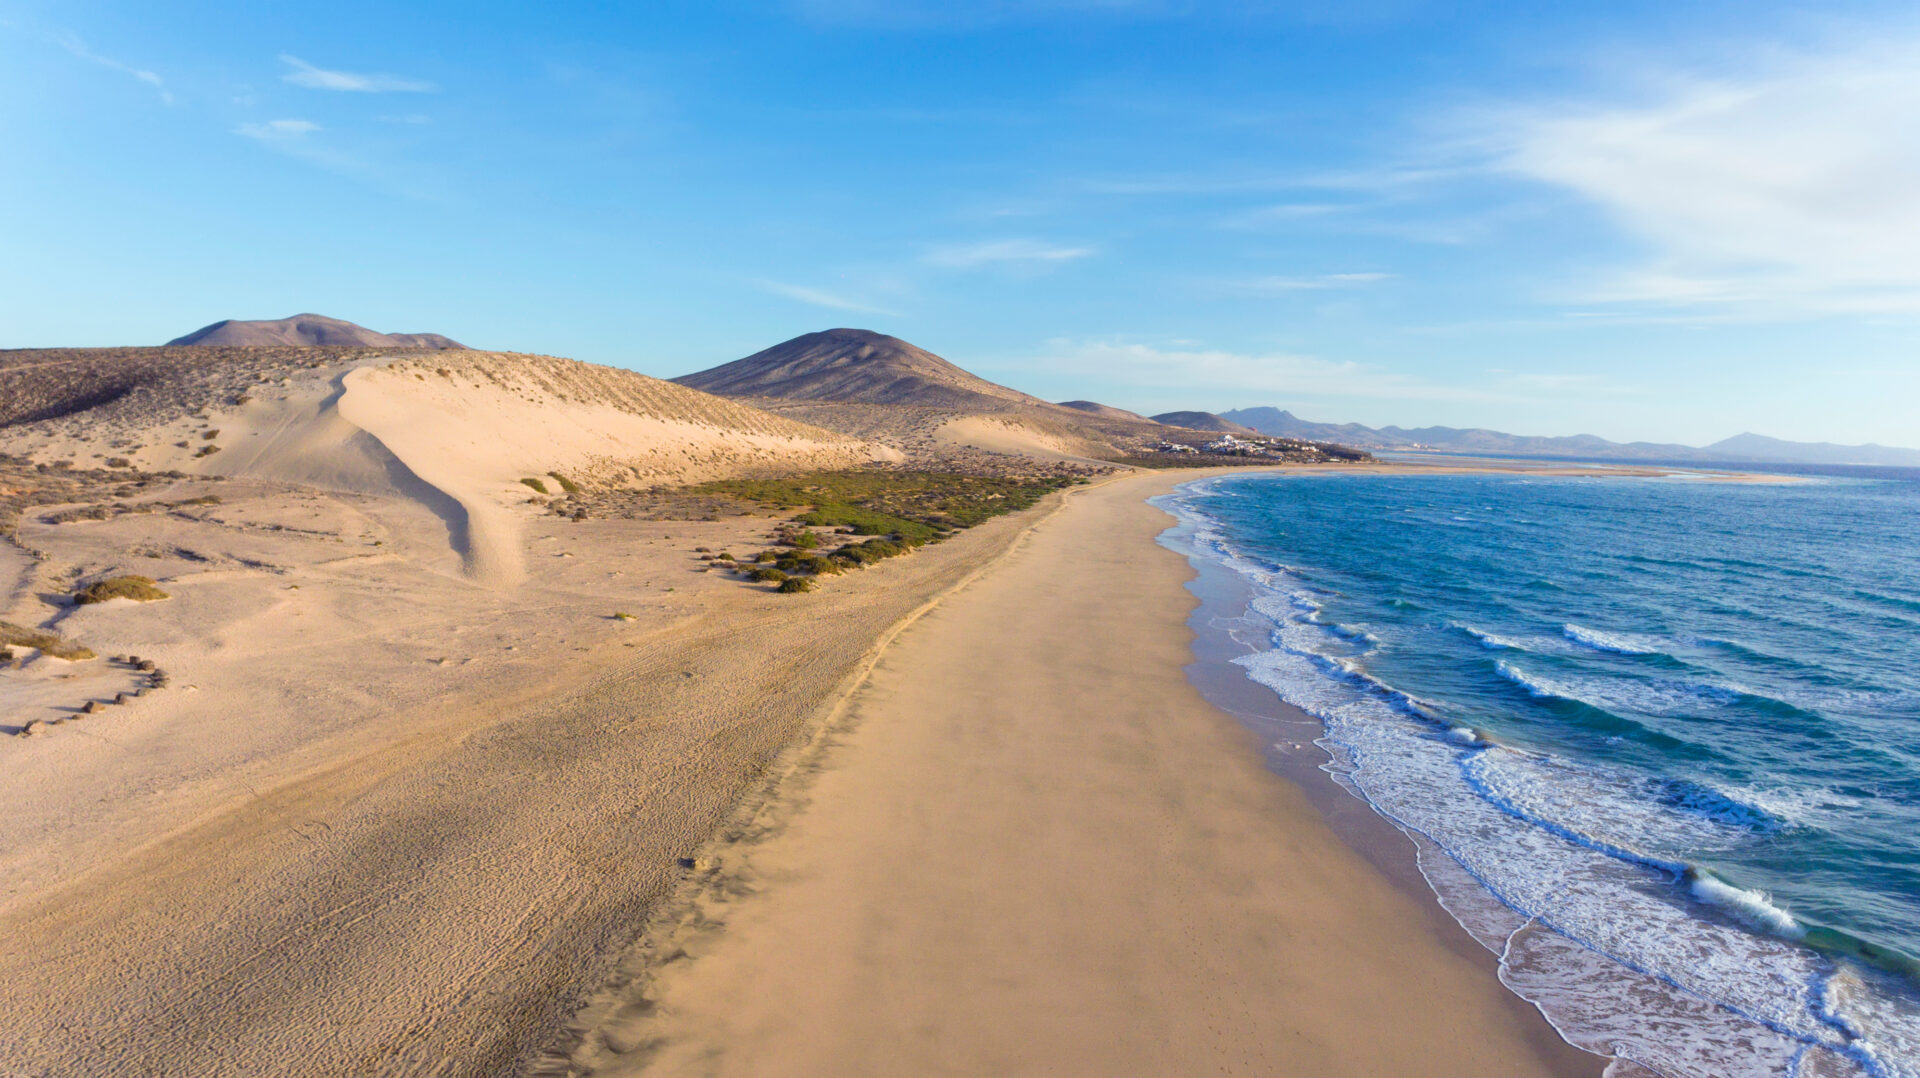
167;314;466;349
672;328;1043;410
1150;410;1257;434
1056;400;1149;422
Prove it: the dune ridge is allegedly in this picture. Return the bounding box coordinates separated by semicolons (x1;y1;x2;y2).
1;347;891;587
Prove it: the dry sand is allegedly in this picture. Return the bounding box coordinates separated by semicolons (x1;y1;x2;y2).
0;473;1046;1076
548;470;1604;1077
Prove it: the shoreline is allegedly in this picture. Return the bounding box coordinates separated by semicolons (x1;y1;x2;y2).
546;467;1603;1076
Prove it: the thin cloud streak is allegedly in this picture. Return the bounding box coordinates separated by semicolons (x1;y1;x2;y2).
56;31;172;104
925;238;1095;268
1232;272;1394;292
756;280;902;316
235;118;320;140
280;55;436;93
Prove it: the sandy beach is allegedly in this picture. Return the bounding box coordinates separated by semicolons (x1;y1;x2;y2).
0;473;1051;1076
548;469;1603;1077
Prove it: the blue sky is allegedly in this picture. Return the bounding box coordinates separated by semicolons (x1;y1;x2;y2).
5;0;1918;447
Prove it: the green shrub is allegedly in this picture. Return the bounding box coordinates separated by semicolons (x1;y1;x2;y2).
748;567;788;583
777;577;814;593
75;575;169;604
790;530;820;549
548;471;582;494
754;550;778;563
520;477;550;494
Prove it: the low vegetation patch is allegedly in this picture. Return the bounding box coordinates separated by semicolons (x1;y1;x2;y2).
776;577;813;593
520;477;550;494
547;471;582;494
0;621;95;661
75;575;170;604
688;470;1078;535
796;503;937;543
692;470;1082;594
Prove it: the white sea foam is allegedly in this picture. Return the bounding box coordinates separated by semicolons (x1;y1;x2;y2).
1454;621;1527;650
1690;871;1807;940
1494;660;1760;720
1564;622;1666;655
1161;483;1920;1078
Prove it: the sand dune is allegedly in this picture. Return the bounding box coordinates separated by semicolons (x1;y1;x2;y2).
2;347;890;587
931;413;1113;464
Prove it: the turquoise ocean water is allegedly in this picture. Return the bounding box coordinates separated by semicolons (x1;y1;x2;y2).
1166;470;1920;1077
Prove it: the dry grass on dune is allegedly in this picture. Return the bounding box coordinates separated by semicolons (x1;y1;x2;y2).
0;620;95;661
73;575;169;604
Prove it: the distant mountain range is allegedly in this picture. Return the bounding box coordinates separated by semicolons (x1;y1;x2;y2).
1219;407;1920;468
168;314;465;349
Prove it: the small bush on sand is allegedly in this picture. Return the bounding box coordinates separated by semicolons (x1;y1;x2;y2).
75;575;170;604
753;550;778;563
0;621;94;661
520;477;550;494
776;577;814;593
748;567;788;584
791;530;820;549
547;472;582;494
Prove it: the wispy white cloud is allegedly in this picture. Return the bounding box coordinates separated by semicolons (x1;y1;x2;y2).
1481;36;1920;317
1031;338;1503;403
280;54;435;93
925;238;1095;268
230;117;448;200
789;0;1174;30
57;31;171;104
1234;272;1394;292
235;118;320;141
756;280;902;316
